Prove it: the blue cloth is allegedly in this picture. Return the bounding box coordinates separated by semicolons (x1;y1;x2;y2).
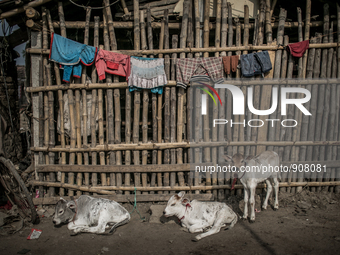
128;86;163;95
240;51;272;77
49;33;97;82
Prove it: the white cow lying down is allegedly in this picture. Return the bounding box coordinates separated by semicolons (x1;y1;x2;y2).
163;191;238;241
53;195;130;235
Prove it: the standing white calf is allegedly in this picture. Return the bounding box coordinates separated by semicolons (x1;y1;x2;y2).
163;191;238;241
224;151;281;222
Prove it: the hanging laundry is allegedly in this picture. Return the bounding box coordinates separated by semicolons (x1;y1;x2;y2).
222;56;231;75
95;49;131;80
222;55;240;75
176;57;224;89
240;51;272;77
128;56;167;95
49;33;97;83
287;40;309;58
231;55;239;73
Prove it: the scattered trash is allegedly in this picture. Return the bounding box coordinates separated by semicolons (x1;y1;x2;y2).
35;190;39;199
255;209;261;213
101;247;109;253
17;248;30;254
169;240;173;244
27;229;42;240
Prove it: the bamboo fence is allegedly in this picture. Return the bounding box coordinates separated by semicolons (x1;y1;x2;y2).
26;1;340;205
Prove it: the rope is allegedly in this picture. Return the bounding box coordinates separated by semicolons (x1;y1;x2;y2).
129;187;145;221
68;0;120;10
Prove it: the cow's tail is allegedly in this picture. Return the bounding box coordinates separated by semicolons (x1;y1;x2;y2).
109;214;130;234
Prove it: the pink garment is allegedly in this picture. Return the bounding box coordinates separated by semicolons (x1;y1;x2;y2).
95;49;131;80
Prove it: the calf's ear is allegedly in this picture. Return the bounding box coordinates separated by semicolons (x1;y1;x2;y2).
224;155;232;162
60;197;67;202
67;200;76;210
177;191;185;198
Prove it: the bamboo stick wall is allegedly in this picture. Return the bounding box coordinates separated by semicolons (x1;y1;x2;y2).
27;1;340;204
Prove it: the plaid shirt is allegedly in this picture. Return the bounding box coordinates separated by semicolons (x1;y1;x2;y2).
176;57;224;88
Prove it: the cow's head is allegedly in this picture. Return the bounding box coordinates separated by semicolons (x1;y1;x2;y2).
163;191;190;218
224;153;254;171
52;197;77;225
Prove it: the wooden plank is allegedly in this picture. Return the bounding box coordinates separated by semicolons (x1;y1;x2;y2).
33;194;215;205
26;42;340;56
30;181;340;198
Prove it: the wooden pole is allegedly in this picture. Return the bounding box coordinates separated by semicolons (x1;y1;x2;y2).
46;9;64;195
91;16;100;194
315;4;329;192
335;3;340;194
302;0;311;78
265;0;272;43
81;7;91;194
103;5;116;191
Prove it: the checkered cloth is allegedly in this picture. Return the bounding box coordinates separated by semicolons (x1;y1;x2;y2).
176;57;224;89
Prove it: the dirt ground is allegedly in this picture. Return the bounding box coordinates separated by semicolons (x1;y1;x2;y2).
1;189;340;255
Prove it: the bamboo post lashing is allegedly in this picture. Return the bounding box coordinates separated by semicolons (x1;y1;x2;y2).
203;0;211;193
335;3;340;194
177;0;189;190
42;7;55;197
125;85;132;195
91;16;100;195
211;0;222;198
317;38;331;192
315;4;329;192
243;5;250;158
193;0;201;194
274;9;287;158
298;36;316;193
281;33;295;192
277;35;290;162
80;7;91;194
302;0;311;78
217;0;227;200
164;84;170;194
265;0;272;44
103;6;116;191
147;7;156;194
58;1;76;197
224;1;233;195
252;0;266;158
326;49;337;192
290;7;305;194
105;0;121;191
162;10;171;194
132;0;141;194
194;0;200;58
140;10;149;195
308;33;322;192
156;12;165;195
46;9;65;196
